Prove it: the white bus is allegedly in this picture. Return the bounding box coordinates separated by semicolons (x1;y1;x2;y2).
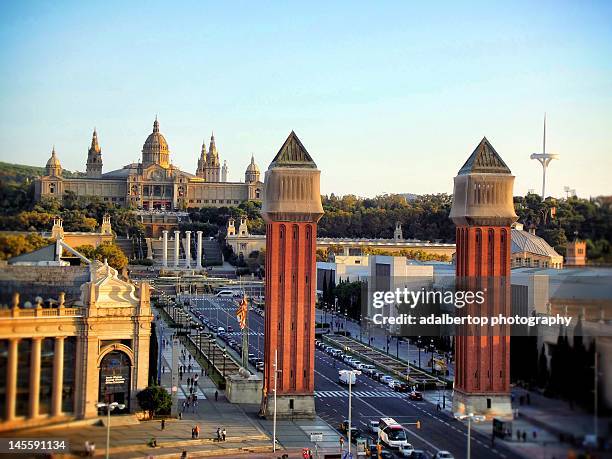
378;417;409;448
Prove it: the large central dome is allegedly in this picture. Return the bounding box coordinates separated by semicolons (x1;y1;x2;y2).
142;118;170;167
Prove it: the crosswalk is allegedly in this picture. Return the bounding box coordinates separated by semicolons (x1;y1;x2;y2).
225;331;264;337
315;390;406;398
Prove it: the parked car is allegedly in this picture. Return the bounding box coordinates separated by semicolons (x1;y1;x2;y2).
408;391;424;401
371;371;384;381
434;451;454;459
411;450;430;459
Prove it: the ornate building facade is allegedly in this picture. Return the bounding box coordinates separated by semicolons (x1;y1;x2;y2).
0;258;152;431
35;119;263;210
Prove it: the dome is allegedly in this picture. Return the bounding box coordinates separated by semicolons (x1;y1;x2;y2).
46;147;62;176
46;147;61;168
246;154;260;173
142;118;170;167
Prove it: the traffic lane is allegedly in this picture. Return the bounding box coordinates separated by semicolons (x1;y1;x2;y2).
191;298;266;360
313;350;519;459
314;357;438;456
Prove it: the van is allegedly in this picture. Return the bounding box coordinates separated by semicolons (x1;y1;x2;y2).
217;326;225;333
378;417;409;448
216;290;234;297
339;370;357;385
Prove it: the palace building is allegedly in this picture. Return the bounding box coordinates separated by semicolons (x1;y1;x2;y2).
35;118;263;210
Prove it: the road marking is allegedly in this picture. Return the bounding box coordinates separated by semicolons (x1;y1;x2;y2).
314;368;443;453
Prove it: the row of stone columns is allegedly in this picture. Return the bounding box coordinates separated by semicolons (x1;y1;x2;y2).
161;230;204;269
5;336;65;422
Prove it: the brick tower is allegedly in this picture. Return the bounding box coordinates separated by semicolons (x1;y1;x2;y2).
449;138;517;416
261;131;323;418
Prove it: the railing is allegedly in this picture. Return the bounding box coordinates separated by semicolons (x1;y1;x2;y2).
0;307;82;318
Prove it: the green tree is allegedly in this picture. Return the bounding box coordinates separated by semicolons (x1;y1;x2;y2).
136;385;172;419
0;233;53;260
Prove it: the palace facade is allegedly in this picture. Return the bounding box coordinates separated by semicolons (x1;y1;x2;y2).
35;118;263;210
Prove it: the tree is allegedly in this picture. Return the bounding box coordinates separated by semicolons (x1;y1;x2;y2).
136;385;171;419
94;242;128;270
0;233;53;260
76;242;128;270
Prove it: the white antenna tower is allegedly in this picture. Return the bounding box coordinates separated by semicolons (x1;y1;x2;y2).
530;113;559;200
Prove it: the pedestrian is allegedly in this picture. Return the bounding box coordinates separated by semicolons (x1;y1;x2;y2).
179;412;182;420
85;441;91;457
161;419;165;430
216;427;221;442
90;442;95;456
195;425;200;439
180;450;188;459
516;429;521;441
215;390;218;401
522;431;527;442
191;427;195;439
222;427;226;441
201;367;204;376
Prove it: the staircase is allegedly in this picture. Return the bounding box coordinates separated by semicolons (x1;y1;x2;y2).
202;239;223;266
149;237;182;266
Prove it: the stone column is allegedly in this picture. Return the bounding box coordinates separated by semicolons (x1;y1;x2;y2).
174;231;180;267
6;338;19;421
185;231;192;268
29;337;42;418
162;230;168;267
51;337;65;417
196;231;203;269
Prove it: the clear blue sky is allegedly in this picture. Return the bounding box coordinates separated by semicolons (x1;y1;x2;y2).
1;1;610;197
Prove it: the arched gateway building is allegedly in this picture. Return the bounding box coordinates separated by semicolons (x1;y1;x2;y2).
35;118;263;209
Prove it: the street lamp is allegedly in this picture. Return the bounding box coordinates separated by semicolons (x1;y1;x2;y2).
222;348;227;376
343;369;361;457
97;402;126;459
457;412;484;459
210;338;216;367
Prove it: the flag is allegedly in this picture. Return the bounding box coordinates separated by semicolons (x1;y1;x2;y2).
236;295;248;330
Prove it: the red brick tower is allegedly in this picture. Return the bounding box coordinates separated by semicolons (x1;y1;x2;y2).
449;138;517;416
261;132;323;418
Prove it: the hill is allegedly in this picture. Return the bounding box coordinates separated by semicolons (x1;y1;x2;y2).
0;161;85;184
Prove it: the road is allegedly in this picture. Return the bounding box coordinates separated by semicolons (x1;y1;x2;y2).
186;295;521;459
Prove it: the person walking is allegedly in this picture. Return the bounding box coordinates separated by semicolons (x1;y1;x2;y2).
216;427;221;442
161;419;165;430
215;390;218;401
222;427;226;441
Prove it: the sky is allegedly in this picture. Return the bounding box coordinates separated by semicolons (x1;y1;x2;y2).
0;1;611;198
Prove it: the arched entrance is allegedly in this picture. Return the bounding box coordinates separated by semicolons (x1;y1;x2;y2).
98;350;131;413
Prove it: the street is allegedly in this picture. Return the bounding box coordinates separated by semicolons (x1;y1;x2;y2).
185;295;522;459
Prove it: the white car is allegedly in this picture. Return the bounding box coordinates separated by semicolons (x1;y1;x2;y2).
434;451;455;459
369;420;379;434
380;375;394;384
398;443;415;457
388;380;401;390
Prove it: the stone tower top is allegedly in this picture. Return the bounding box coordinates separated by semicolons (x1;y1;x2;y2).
450;138;517;227
261;131;323;223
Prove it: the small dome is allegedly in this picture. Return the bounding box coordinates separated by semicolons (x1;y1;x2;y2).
246;154;260;173
46;147;61;168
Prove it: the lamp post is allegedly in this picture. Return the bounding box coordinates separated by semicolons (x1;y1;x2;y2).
458;412;484;459
97;402;126;459
222;348;227;376
359;315;363;343
210;338;216;367
344;369;361;456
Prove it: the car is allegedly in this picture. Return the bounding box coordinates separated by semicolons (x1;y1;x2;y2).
397;443;415;457
343;355;353;363
217;326;225;333
256;362;264;372
388;380;403;390
411;450;430;459
394;382;408;392
369;420;379;434
408;391;423;401
350;360;362;368
380;375;394;384
434;451;454;459
227;326;234;332
369;445;394;459
371;371;384;381
360;364;375;373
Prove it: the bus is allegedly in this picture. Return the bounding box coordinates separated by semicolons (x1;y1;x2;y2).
378;417;409;448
